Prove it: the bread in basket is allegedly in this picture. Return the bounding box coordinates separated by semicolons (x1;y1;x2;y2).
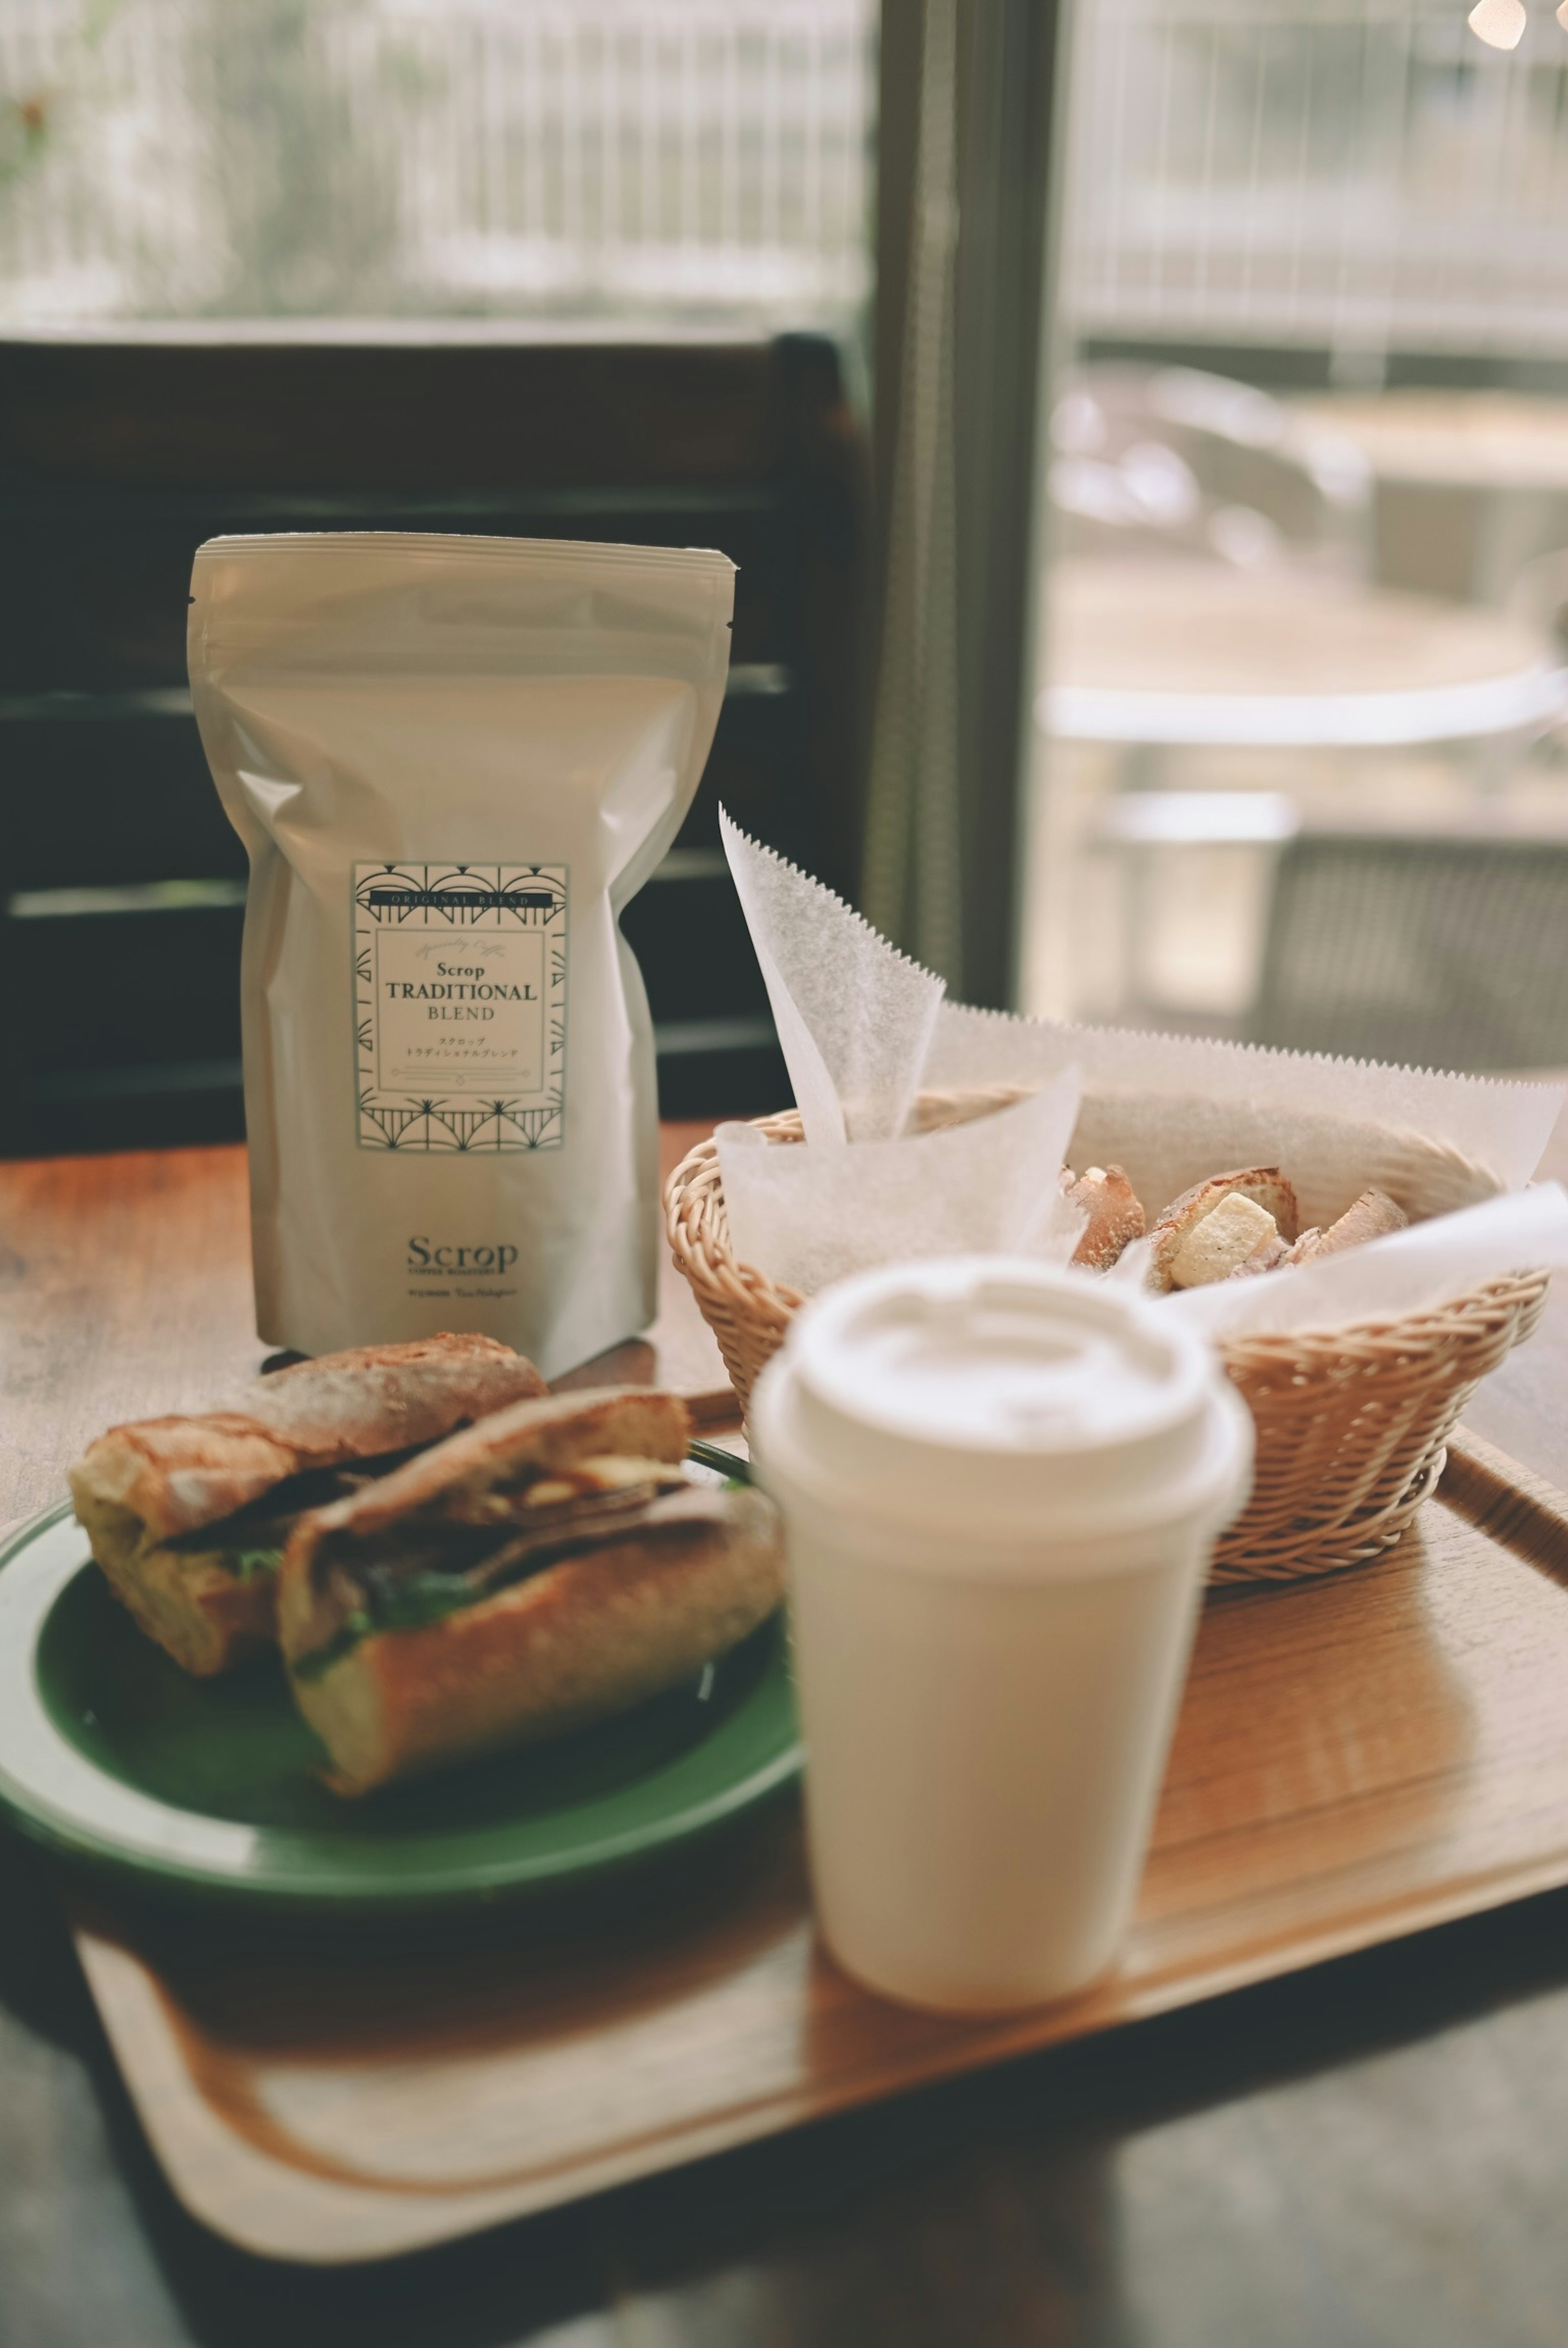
665;1085;1548;1585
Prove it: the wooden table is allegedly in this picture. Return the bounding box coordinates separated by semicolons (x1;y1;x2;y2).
0;1127;731;1533
6;1125;1568;2346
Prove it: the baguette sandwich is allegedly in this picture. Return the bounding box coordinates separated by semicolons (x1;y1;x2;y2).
69;1334;546;1676
276;1387;785;1796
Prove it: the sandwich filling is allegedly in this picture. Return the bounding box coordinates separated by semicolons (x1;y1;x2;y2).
294;1453;706;1680
158;1446;428;1581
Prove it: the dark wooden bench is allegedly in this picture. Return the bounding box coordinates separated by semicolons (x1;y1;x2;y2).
0;332;866;1153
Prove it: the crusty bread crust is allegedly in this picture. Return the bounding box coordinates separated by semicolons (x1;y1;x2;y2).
1294;1187;1408;1263
290;1487;785;1795
71;1491;275;1675
1147;1167;1299;1293
1067;1164;1146;1271
69;1334;546;1542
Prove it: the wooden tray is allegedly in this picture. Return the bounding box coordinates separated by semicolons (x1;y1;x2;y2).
68;1430;1568;2266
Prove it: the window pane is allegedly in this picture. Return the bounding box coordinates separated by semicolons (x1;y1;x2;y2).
0;0;875;327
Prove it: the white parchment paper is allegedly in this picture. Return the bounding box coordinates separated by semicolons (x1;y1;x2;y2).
927;1000;1559;1201
722;811;944;1144
718;1069;1085;1297
718;816;1567;1325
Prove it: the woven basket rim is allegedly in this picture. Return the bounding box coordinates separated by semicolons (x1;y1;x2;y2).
663;1093;1550;1584
663;1095;1546;1359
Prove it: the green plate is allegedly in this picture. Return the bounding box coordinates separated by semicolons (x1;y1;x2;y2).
0;1501;801;1911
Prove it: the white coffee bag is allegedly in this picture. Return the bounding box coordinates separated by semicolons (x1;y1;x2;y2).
189;532;735;1377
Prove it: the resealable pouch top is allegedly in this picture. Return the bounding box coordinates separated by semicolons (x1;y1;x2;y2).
189;532;735;1378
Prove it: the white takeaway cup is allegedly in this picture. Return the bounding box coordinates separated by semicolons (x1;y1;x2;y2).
750;1256;1254;2014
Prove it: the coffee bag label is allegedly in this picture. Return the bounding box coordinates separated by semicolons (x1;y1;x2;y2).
353;862;567;1151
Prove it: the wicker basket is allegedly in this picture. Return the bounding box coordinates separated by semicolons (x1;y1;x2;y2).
664;1089;1549;1586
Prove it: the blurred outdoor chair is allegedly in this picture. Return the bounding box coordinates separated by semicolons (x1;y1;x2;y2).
0;333;866;1154
1050;365;1373;581
1250;832;1568;1072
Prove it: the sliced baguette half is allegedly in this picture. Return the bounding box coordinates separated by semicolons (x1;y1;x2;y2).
277;1386;785;1795
291;1486;784;1796
69;1502;279;1676
69;1333;546;1675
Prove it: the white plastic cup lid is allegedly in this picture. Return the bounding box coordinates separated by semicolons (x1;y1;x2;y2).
751;1256;1254;1555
